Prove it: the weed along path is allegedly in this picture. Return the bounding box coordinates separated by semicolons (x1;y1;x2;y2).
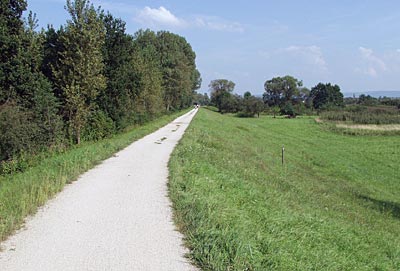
0;109;198;271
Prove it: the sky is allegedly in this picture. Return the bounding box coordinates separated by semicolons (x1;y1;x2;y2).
27;0;400;95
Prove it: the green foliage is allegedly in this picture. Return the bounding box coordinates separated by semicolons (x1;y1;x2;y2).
0;0;201;163
0;3;65;161
169;109;400;270
193;92;210;106
82;110;115;141
379;97;400;108
31;76;64;146
0;103;39;160
239;92;264;118
357;94;378;106
281;102;297;117
98;12;135;130
54;0;106;144
220;93;241;114
209;79;236;112
320;105;400;124
0;0;27;103
263;75;302;107
270;106;280;118
310;82;344;109
132;30;164;121
157;31;200;111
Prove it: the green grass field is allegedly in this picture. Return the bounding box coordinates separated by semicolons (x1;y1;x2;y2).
0;110;188;242
169;109;400;270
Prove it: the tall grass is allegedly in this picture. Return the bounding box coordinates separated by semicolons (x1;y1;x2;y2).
320;105;400;124
0;110;188;242
169;109;400;270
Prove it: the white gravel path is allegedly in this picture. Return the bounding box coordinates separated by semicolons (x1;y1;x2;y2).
0;109;198;271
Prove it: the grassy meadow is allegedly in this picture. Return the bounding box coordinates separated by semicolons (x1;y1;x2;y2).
169;108;400;270
0;110;188;242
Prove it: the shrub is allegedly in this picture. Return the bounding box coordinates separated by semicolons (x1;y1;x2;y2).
0;104;40;160
281;103;297;117
82;110;115;141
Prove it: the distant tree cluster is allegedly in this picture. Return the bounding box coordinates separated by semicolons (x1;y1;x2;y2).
209;76;345;117
345;95;400;108
193;92;210;106
209;79;264;117
263;76;345;116
0;0;201;161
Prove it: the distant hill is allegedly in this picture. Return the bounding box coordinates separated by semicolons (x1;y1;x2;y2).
343;91;400;98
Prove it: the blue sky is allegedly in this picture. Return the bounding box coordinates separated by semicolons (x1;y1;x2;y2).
27;0;400;95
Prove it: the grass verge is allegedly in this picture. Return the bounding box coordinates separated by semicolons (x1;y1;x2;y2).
169;109;400;270
0;109;189;242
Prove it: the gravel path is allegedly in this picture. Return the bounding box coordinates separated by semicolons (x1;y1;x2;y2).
0;109;198;271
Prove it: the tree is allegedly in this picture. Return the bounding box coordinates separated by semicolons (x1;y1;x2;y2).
310;83;344;110
270;106;280;118
131;29;165;122
220;93;241;113
0;0;27;104
240;92;264;117
263;76;302;108
358;94;378;106
209;79;235;112
157;31;200;111
281;102;297;117
243;91;252;99
0;4;63;159
54;0;106;144
130;44;164;123
0;0;203;161
193;92;210;106
98;12;135;129
0;103;38;160
252;97;265;118
22;12;64;145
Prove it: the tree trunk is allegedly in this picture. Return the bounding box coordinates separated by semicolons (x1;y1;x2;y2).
76;127;81;145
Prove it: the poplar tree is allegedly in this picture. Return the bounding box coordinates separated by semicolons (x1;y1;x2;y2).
0;0;27;103
55;0;106;144
156;31;200;111
131;30;164;122
99;13;135;129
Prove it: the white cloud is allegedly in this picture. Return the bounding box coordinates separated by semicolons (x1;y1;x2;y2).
283;45;327;71
194;16;244;33
358;47;387;77
93;0;137;14
134;6;244;32
135;6;186;28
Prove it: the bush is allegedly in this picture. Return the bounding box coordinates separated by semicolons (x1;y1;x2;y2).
0;104;40;160
82;110;115;141
281;103;297;117
293;103;314;115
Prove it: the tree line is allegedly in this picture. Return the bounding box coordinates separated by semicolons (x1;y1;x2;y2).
207;76;344;117
344;94;400;108
0;0;201;161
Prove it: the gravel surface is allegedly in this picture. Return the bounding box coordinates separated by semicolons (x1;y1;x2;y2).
0;109;198;271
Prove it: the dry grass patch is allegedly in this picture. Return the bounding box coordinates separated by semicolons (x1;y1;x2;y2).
336;123;400;131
